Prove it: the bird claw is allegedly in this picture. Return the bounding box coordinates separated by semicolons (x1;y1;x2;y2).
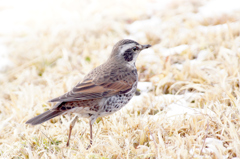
66;142;70;147
86;144;91;150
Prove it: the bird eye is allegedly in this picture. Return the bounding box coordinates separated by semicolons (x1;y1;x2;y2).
133;46;138;51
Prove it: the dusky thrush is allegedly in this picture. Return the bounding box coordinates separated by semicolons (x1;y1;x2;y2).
26;39;151;148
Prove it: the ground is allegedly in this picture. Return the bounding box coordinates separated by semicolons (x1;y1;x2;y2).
0;0;240;158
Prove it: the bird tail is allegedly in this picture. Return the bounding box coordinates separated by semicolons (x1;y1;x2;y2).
26;109;63;125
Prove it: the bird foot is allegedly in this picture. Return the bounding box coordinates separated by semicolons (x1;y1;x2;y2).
86;144;91;150
66;142;70;147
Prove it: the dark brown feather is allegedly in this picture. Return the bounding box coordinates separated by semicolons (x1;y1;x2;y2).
25;109;63;125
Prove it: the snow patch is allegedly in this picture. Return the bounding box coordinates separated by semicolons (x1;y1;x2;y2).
0;44;12;72
199;0;240;16
126;17;161;40
137;82;153;93
139;48;160;63
159;45;189;57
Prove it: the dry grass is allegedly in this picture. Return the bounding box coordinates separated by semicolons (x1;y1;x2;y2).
1;0;240;158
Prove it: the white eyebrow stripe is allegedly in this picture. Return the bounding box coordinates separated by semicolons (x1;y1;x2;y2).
119;43;136;54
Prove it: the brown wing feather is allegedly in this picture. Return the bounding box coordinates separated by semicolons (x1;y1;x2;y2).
49;59;137;103
49;78;134;102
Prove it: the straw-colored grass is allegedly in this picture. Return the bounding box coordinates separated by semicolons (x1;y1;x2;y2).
1;0;240;158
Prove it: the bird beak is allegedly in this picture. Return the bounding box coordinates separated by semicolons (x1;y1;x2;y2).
141;44;151;50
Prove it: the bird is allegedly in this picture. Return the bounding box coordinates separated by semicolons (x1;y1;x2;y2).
26;39;151;149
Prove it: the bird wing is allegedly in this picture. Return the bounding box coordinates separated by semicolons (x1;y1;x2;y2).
49;78;134;102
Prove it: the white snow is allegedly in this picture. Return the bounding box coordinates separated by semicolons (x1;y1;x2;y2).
126;17;162;34
197;50;211;61
137;82;153;93
159;45;189;57
139;48;160;63
199;0;240;16
0;44;13;72
164;103;216;122
126;16;162;40
126;92;216;123
190;138;227;158
197;22;240;34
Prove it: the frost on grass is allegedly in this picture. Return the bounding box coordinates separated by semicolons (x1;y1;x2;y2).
1;0;240;158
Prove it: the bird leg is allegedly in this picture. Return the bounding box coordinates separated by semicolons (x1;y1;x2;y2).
66;116;78;147
86;121;93;150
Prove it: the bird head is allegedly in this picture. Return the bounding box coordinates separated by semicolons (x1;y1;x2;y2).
110;39;151;65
